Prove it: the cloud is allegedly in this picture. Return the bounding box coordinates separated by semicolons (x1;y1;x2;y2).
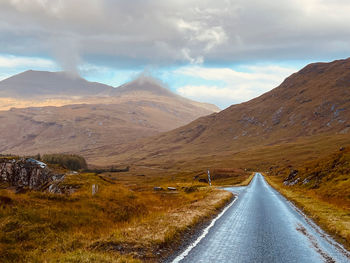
0;0;349;71
178;85;254;108
0;54;55;69
175;64;297;108
50;36;81;75
0;54;57;80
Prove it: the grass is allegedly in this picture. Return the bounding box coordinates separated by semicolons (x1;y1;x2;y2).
234;173;255;186
265;146;350;250
0;169;233;262
2;133;349;261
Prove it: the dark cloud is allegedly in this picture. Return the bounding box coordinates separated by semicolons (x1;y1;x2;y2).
1;0;350;71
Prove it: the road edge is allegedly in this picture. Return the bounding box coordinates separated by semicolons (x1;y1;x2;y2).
263;173;350;260
162;192;236;262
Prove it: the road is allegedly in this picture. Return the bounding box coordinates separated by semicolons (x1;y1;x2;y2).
172;173;350;263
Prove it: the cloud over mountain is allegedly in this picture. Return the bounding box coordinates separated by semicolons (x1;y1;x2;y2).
1;0;350;69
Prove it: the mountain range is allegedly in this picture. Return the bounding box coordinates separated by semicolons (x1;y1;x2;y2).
95;58;350;167
0;71;219;157
1;58;349;168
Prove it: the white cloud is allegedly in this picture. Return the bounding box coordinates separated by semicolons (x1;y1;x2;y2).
176;18;227;52
0;55;56;69
181;48;204;65
178;85;255;108
175;64;297;108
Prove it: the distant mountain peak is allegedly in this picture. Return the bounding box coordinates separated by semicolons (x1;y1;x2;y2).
0;70;113;98
0;70;220;113
114;75;175;97
24;70;89;81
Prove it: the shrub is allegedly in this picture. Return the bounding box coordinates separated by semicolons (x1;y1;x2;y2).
42;154;87;170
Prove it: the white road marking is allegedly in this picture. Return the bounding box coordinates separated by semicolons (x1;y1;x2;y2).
172;195;238;263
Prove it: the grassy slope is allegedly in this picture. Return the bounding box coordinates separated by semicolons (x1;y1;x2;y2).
92;58;350;168
0;170;234;262
108;133;350;181
265;147;350;249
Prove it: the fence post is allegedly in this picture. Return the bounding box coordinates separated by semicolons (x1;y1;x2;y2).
92;184;98;195
207;169;211;186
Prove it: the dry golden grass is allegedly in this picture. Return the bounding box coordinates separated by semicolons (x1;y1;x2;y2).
234;173;255;186
265;147;350;250
266;176;350;250
0;170;233;262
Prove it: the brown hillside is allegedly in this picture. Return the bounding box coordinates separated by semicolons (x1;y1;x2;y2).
99;58;350;166
0;73;219;158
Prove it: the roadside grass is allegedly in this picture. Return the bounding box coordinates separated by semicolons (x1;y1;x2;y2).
2;134;349;261
210;172;255;187
0;171;233;262
231;172;255;186
265;147;350;250
266;176;350;250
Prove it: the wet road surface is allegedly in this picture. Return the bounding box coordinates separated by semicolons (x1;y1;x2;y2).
173;173;350;263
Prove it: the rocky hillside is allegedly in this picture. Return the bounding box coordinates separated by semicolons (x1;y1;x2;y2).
103;58;350;165
0;158;65;192
279;147;350;191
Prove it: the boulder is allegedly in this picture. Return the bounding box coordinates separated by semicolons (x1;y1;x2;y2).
0;158;63;192
284;169;298;182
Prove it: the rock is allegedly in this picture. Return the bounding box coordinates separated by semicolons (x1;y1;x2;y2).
284;169;298;182
283;169;299;186
48;183;79;194
48;184;62;194
0;158;52;190
26;158;47;168
0;158;66;193
153;186;163;191
302;178;310;185
290;178;300;186
272;107;283;125
284;178;300;186
167;187;177;191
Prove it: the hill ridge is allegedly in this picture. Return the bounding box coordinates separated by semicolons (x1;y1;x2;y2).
96;57;350;166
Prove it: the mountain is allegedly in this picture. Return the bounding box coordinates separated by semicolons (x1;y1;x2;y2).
100;58;350;166
0;70;113;98
112;76;175;97
112;76;218;112
0;71;219;159
0;70;218;112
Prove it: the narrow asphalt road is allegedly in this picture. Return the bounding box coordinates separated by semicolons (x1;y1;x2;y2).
172;173;350;263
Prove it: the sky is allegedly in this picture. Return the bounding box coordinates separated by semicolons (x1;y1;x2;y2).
0;0;350;109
